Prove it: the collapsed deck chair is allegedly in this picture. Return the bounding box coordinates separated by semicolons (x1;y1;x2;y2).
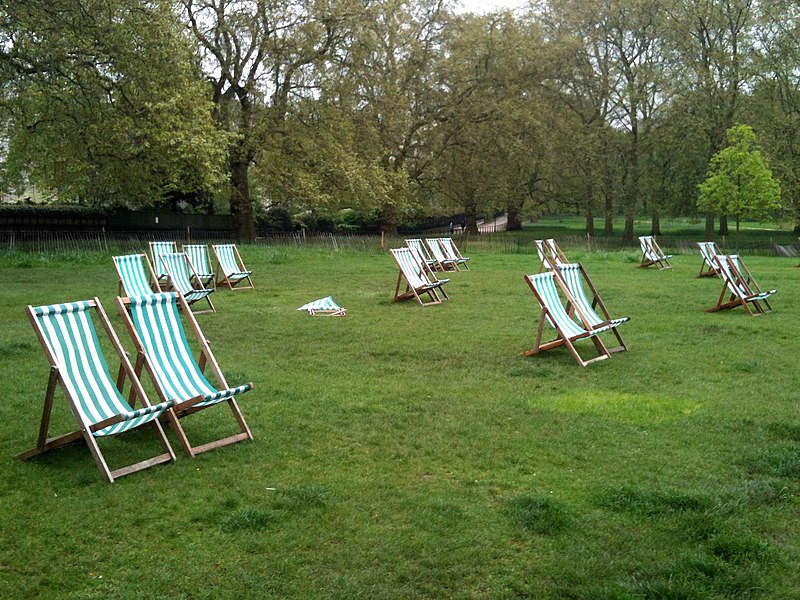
298;296;347;316
405;238;437;269
439;237;470;270
556;263;629;354
113;254;162;298
425;238;460;271
697;241;721;277
212;243;254;290
117;292;254;457
535;238;570;272
160;252;215;314
390;247;449;306
707;254;776;316
638;235;672;269
182;244;216;289
523;272;624;366
149;241;178;286
18;298;175;482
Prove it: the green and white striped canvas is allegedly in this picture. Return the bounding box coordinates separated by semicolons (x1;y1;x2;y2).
214;244;251;280
128;293;251;407
557;264;629;329
160;252;214;304
32;301;172;437
183;244;214;279
113;254;157;298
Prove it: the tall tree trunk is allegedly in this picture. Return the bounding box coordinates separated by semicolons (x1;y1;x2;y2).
622;123;638;242
506;196;522;231
705;213;714;240
650;209;661;236
718;214;729;235
380;203;398;235
229;155;255;241
464;197;479;235
585;182;594;236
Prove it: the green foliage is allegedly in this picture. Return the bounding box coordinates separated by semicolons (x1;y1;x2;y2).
697;125;782;227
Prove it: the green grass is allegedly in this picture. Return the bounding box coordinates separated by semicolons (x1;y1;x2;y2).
1;244;799;599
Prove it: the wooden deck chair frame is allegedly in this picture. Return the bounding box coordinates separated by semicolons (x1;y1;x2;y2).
116;292;253;457
391;247;449;306
160;252;216;314
535;239;569;272
697;241;721;277
555;263;629;354
523;272;620;367
638;235;672;269
438;237;470;270
425;238;460;271
212;243;254;290
113;253;162;298
405;238;437;270
149;241;178;285
707;254;775;316
182;244;216;290
18;297;176;482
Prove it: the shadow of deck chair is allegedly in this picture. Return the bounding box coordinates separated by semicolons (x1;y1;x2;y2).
425;238;460;271
535;239;570;272
523;272;623;366
113;254;162;298
556;263;629;354
697;241;721;277
17;298;175;482
117;292;253;457
160;252;215;314
212;244;254;290
439;237;470;270
149;241;177;286
707;254;776;316
390;247;449;306
406;238;437;270
182;244;216;290
638;235;672;269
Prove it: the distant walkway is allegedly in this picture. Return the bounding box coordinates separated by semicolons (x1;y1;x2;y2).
477;214;507;234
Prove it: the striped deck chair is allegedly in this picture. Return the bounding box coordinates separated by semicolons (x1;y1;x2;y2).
149;241;178;285
160;252;215;314
535;238;569;272
697;241;721;277
298;296;347;316
406;239;437;270
638;235;672;269
390;247;449;306
212;243;254;290
18;298;175;482
117;292;253;457
707;254;776;316
523;272;624;366
425;238;459;271
113;254;162;298
556;263;629;354
439;237;470;270
182;244;215;289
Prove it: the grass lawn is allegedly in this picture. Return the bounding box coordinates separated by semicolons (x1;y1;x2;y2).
1;242;799;599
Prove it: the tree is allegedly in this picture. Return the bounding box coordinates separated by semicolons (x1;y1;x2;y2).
0;0;226;207
697;124;781;231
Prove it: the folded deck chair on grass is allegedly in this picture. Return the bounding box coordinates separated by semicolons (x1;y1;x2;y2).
18;298;175;482
391;247;449;306
425;238;460;271
638;235;672;269
160;252;215;314
298;296;347;316
149;241;178;286
697;241;721;277
212;243;254;290
117;292;253;457
523;272;624;366
535;238;570;272
182;244;216;289
707;254;776;316
556;263;629;353
439;237;470;270
113;254;162;298
405;238;437;270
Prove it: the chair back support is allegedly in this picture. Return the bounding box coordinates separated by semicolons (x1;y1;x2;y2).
150;241;177;279
698;241;719;265
639;236;659;260
114;254;158;297
439;237;459;260
527;272;586;338
406;239;434;264
31;300;165;436
391;248;430;289
215;244;243;276
557;264;603;328
715;255;750;299
183;244;213;277
425;238;452;266
160;253;196;295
